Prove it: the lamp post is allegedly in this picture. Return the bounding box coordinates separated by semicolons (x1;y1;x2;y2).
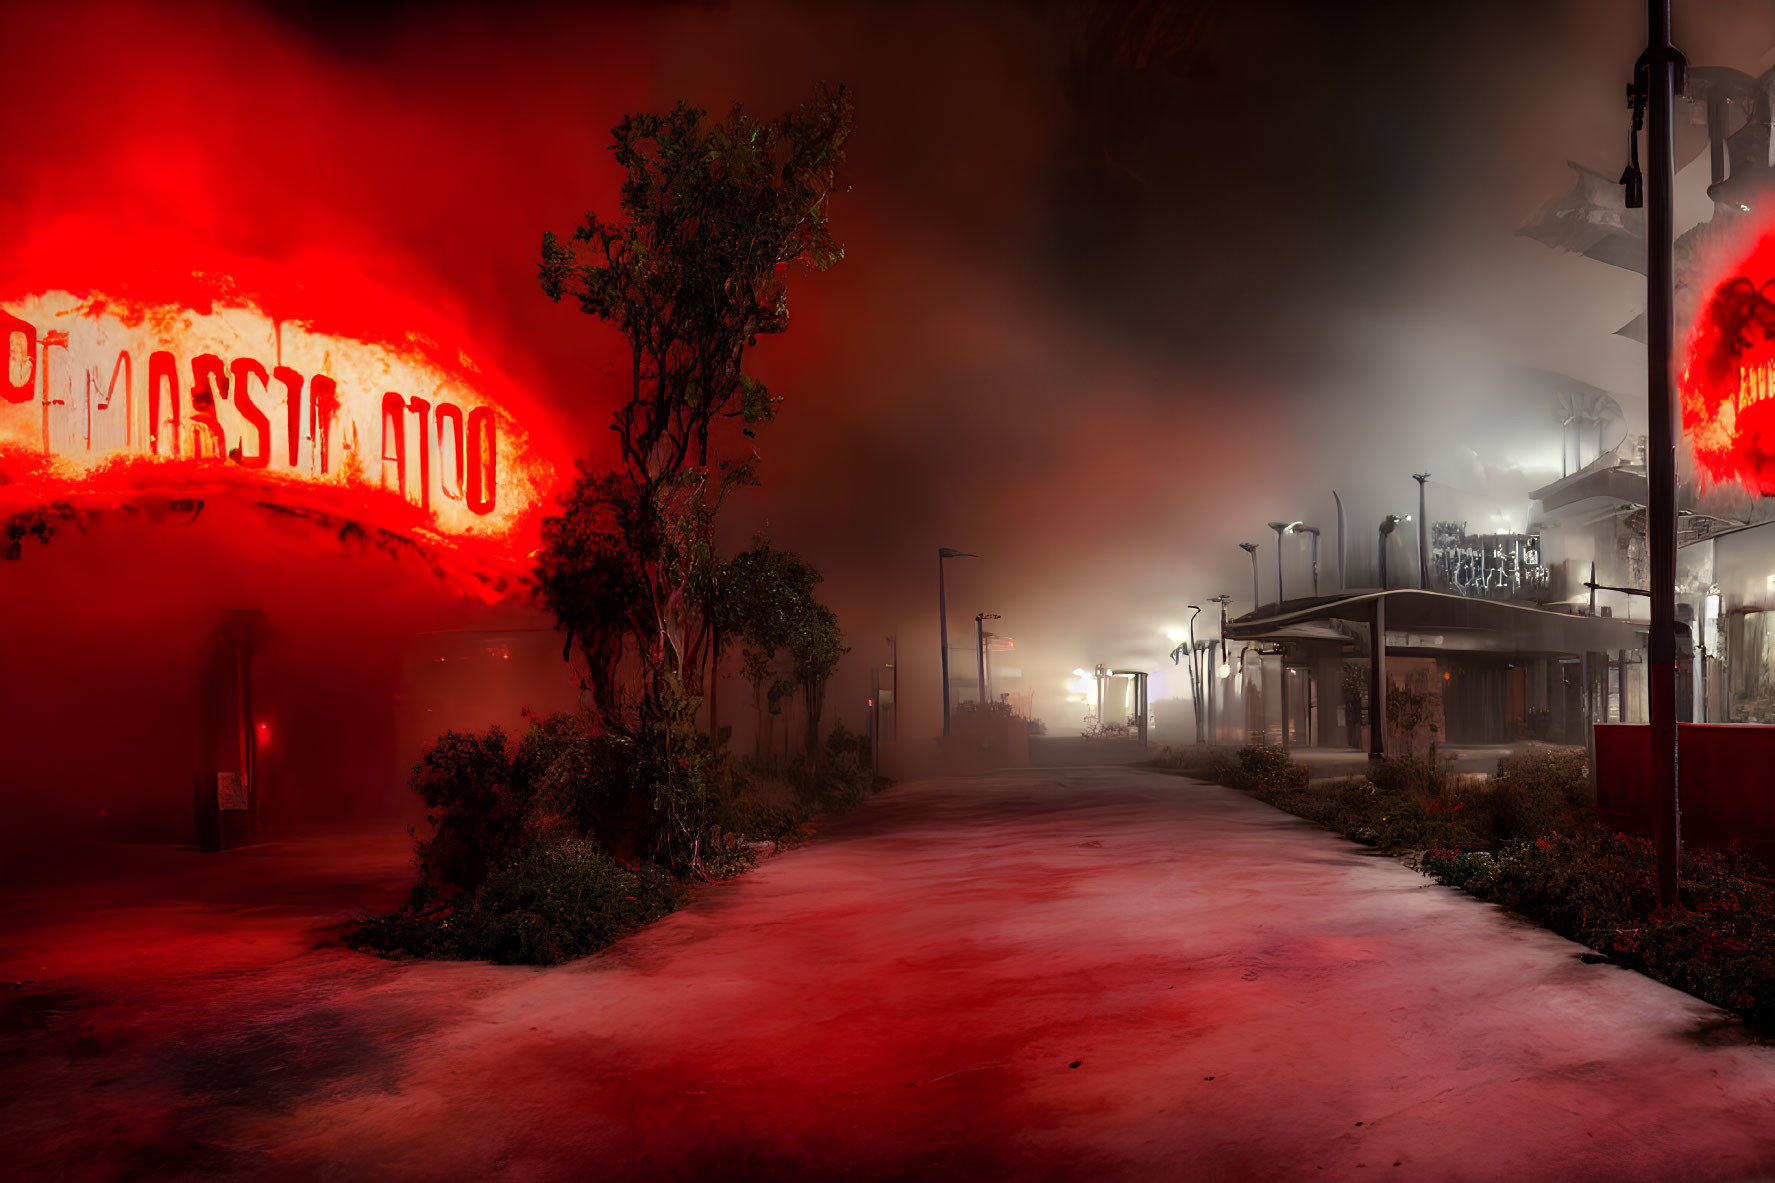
1412;473;1431;588
1268;521;1301;606
1333;490;1347;591
1186;603;1204;743
886;634;898;742
1239;542;1260;612
975;613;1001;706
1208;593;1231;743
1634;0;1683;907
938;547;976;737
1292;524;1322;597
1379;515;1403;590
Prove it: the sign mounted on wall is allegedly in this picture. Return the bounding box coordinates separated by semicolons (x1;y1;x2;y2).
1;291;547;542
1684;228;1775;494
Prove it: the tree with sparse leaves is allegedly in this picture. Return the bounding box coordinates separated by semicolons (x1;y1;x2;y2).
536;85;852;726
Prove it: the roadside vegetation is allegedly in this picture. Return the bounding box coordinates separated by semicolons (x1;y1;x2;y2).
348;87;874;966
1152;744;1775;1032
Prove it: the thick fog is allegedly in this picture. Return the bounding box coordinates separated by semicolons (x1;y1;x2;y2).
5;0;1774;786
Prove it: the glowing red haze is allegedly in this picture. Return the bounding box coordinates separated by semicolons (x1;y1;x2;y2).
1682;226;1775;493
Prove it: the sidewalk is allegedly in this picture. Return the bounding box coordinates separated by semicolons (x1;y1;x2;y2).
4;769;1774;1180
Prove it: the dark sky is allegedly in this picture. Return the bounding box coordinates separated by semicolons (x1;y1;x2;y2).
6;0;1774;735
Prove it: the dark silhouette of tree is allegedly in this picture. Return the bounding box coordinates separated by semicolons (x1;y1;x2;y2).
535;86;852;726
717;538;846;766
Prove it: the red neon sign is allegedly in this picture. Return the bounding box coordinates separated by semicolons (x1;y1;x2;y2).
1682;229;1775;493
1;291;548;544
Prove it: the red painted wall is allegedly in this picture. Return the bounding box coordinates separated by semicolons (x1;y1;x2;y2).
1594;723;1775;862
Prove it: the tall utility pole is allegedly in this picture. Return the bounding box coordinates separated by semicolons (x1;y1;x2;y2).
1412;473;1431;588
1631;0;1684;907
1239;542;1259;612
937;548;976;737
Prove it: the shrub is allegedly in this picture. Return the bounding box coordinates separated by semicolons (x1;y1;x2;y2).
408;727;532;896
1489;748;1592;842
462;839;684;966
347;840;685;966
1233;745;1308;793
1317;777;1488;853
1474;829;1660;946
1420;848;1497;892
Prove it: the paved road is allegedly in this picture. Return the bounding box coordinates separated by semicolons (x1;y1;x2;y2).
6;768;1775;1180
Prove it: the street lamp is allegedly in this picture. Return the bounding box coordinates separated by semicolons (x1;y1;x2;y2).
1207;593;1232;742
886;634;898;742
1268;520;1302;606
1412;473;1431;588
1239;542;1259;612
1292;523;1322;597
1333;490;1347;591
1186;603;1204;743
975;613;1001;706
938;547;977;736
1378;514;1404;590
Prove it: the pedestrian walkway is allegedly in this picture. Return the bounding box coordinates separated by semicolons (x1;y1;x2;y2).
4;769;1774;1180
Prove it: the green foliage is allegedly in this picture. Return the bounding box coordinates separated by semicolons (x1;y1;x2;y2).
1231;745;1308;793
463;840;684;966
718;538;847;762
1468;830;1659;942
1489;747;1593;842
347;840;684;967
535;86;852;726
1153;739;1775;1031
1423;832;1775;1030
408;727;533;896
539;88;852;483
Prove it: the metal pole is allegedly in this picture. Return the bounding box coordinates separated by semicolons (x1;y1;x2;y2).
939;552;951;736
1240;543;1259;613
1206;639;1218;743
937;548;976;737
1268;521;1299;606
1333;491;1347;590
976;614;986;707
1186;604;1203;743
974;613;999;706
869;667;880;774
1413;473;1431;588
1642;0;1683;907
1369;596;1387;760
887;634;898;742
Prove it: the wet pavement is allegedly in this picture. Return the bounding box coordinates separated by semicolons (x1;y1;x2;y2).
4;768;1775;1181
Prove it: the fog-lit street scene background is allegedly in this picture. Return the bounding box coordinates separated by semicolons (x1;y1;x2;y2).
11;1;1775;1179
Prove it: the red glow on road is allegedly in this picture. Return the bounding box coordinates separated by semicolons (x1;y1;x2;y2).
1682;227;1775;492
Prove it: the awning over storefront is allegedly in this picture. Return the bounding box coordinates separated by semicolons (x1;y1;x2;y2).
1225;589;1647;656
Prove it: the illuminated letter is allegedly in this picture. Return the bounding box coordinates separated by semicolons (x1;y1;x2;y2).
407;396;431;513
228;358;272;468
380;391;407;496
435;402;465;499
273;365;303;467
2;310;35;404
309;375;338;474
466;406;496;515
190;354;229;459
148;351;180;456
